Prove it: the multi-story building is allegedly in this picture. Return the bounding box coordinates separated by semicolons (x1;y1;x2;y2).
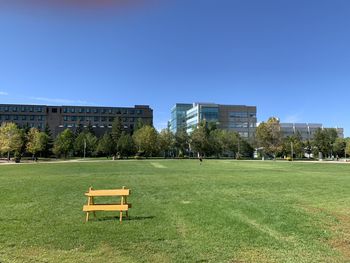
170;102;257;139
0;104;153;137
170;103;192;134
280;123;344;140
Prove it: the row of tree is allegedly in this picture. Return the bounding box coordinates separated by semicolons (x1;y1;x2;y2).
255;117;349;159
0;116;348;161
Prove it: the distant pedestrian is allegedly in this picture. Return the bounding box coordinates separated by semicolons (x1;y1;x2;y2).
199;156;203;165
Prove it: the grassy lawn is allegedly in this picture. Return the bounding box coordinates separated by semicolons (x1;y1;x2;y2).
0;160;349;263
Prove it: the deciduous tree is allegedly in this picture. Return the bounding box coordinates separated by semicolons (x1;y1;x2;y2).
0;123;23;161
53;129;74;158
255;117;282;159
132;125;159;157
26;128;49;160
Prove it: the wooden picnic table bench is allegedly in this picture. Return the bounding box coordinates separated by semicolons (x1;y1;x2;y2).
83;186;131;223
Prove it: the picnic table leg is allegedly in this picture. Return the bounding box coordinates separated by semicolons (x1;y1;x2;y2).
119;211;123;223
125;196;129;219
92;197;96;218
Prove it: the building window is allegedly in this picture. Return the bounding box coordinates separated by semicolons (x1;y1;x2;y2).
71;116;77;121
71;108;75;113
4;106;9;112
21;107;26;112
230;112;248;118
29;107;34;112
108;109;112;114
30;115;35;121
94;116;99;122
93;108;98;113
13;107;18;112
86;108;90;113
52;108;58;113
36;107;42;112
79;116;85;121
116;109;121;114
109;117;114;122
122;109;127;114
239;132;249;138
136;109;142;115
129;110;135;115
64;116;68;121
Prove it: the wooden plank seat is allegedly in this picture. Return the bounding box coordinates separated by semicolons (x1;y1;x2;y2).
83;186;131;223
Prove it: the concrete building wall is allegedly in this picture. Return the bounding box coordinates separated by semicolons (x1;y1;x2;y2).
0;104;153;137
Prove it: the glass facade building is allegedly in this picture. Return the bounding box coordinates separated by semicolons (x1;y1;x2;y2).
280;123;344;140
170;103;192;133
170;103;257;139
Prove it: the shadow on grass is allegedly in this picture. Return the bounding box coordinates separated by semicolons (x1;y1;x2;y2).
94;215;155;222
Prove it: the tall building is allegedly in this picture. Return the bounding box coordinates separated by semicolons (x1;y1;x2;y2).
170;102;257;139
280;123;344;140
170;103;192;134
0;104;153;137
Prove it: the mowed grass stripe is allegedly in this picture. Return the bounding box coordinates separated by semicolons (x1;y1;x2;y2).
0;160;349;262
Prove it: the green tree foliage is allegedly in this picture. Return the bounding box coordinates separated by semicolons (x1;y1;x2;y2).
158;128;175;158
174;127;190;157
74;131;98;157
111;117;123;150
239;138;255;158
217;130;240;157
190;121;211;157
0;123;23;161
312;128;338;158
134;118;145;131
74;122;84;138
281;132;304;158
132;125;159;157
346;138;350;158
333;138;346;158
97;132;114;157
255;117;282;159
208;129;223;157
42;124;54;157
26;128;49;160
86;122;95;135
117;132;135;158
53;129;74;158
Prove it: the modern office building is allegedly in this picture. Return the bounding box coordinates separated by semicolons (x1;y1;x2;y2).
280;123;344;140
0;104;153;137
170;102;257;139
170;103;192;134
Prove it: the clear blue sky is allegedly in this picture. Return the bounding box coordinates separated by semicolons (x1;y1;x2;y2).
0;0;349;135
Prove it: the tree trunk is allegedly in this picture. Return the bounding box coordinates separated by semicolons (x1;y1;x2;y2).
7;151;10;162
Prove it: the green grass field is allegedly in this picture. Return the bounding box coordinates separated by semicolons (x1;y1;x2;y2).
0;160;349;263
